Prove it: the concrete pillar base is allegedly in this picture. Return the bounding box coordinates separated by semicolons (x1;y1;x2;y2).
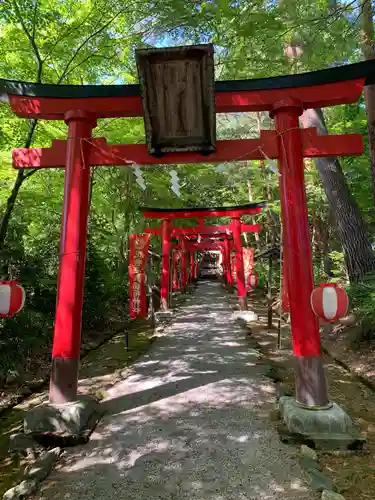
238;296;248;311
232;310;258;324
170;292;185;308
279;396;366;450
24;395;99;438
155;310;173;325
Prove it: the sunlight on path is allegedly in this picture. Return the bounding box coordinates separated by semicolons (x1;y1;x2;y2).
34;281;317;500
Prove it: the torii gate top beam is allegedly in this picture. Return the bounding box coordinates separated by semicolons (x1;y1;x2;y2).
144;222;261;236
6;59;367;171
185;235;233;241
174;242;224;251
2;61;374;120
140;203;265;219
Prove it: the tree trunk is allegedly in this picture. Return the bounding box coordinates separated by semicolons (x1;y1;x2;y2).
261;162;279;245
247;180;261;250
301;108;375;282
0;119;38;251
0;170;25;250
361;0;375;204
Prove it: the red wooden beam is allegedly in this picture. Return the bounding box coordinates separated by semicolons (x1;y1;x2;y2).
240;223;261;233
144;227;162;235
144;223;261;236
175;223;261;235
175;239;234;249
9;95;143;120
302;128;363;157
184;233;231;240
195;245;223;251
174;243;224;251
147;229;233;238
174;227;231;236
12;134;276;168
215;79;364;114
12;129;363;170
142;207;263;219
9;78;364;120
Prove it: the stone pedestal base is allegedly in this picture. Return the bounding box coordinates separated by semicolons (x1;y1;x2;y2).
170;292;184;307
155;310;173;325
279;396;365;450
232;310;258;324
24;395;99;438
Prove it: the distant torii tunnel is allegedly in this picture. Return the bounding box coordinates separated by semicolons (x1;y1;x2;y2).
141;204;264;312
171;233;242;289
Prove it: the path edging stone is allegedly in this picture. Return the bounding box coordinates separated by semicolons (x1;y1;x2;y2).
321;490;346;499
3;448;61;500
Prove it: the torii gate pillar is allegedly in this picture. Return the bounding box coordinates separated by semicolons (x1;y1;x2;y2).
181;237;188;289
271;99;328;407
49;110;97;404
189;250;195;282
160;219;171;311
223;238;232;286
232;217;247;311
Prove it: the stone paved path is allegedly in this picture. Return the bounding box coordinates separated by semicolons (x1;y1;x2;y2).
35;281;317;500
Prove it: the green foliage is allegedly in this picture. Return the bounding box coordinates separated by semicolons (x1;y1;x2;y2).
328;251;347;280
347;277;375;344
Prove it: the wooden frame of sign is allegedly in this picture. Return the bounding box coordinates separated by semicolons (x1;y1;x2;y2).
136;44;216;156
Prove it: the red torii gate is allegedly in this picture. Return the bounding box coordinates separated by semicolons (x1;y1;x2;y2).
145;222;261;236
177;234;254;289
172;233;236;286
141;204;264;312
145;221;261;296
6;59;365;412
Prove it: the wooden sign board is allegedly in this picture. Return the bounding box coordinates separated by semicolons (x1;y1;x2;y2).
136;44;216;156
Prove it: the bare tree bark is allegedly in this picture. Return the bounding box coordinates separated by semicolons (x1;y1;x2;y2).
0;118;39;251
361;0;375;204
301;108;375;282
246;180;261;251
281;1;375;282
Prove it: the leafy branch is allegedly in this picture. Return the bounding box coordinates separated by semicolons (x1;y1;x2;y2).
57;9;125;84
11;0;43;83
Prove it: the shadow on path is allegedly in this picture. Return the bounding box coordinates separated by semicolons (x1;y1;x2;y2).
33;281;317;500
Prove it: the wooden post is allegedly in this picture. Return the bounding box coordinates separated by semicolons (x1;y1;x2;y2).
49;110;96;404
272;99;329;407
147;251;155;328
267;253;273;329
224;238;232;286
169;251;174;308
181;237;188;289
190;250;195;283
232;217;248;311
160;219;171;310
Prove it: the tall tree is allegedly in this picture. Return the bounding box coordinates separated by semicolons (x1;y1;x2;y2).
361;0;375;204
280;0;375;281
300;108;375;281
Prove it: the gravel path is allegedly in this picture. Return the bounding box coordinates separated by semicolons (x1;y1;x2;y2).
35;281;317;500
